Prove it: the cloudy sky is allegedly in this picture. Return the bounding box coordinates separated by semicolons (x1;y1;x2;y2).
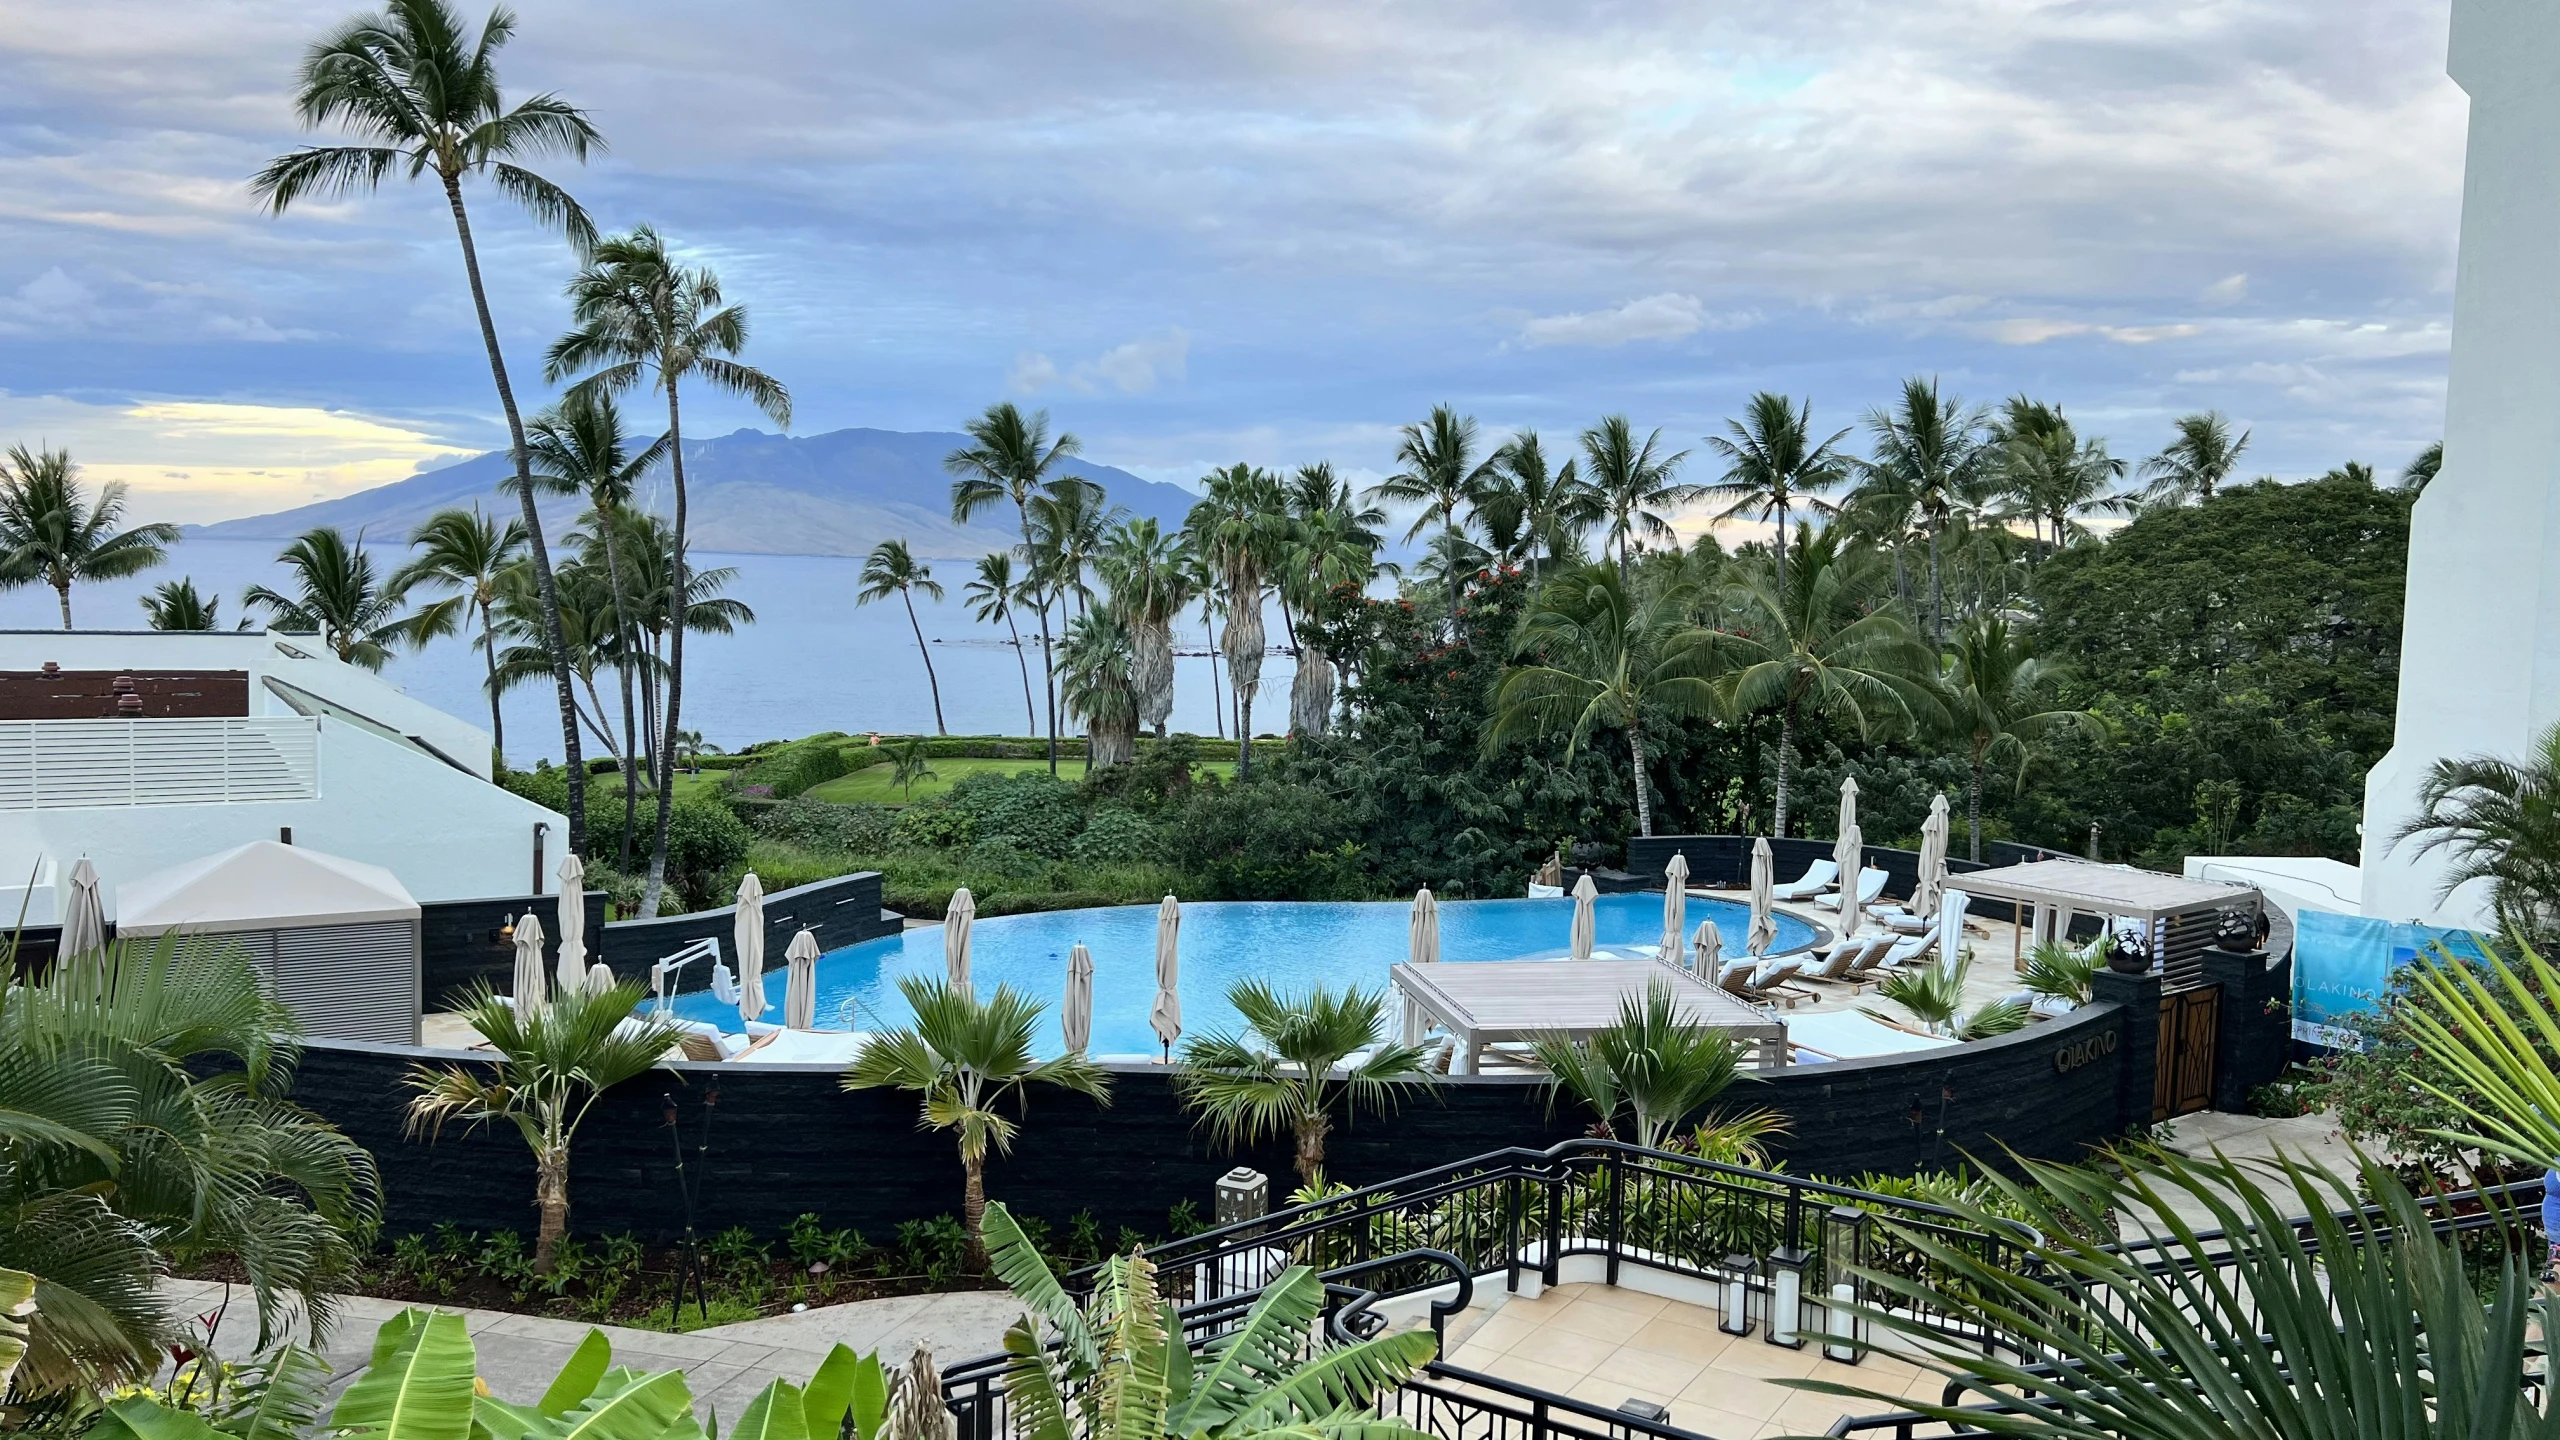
0;0;2468;524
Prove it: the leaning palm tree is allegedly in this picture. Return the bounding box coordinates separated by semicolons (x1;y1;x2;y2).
1060;609;1141;768
547;225;789;919
2389;725;2560;942
1487;562;1719;838
1703;525;1941;836
1096;518;1196;741
1530;979;1756;1148
245;527;444;670
966;552;1040;735
844;978;1109;1271
1940;615;2104;861
390;507;525;764
1185;465;1288;775
857;539;947;737
405;980;673;1275
2137;410;2250;509
1859;377;1992;646
1699;393;1850;601
948;403;1091;774
139;577;222;631
0;446;178;629
1174;981;1433;1185
1367;404;1493;619
1578;415;1697;582
252;0;597;853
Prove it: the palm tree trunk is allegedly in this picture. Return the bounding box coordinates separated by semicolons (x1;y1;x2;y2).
1628;719;1655;837
962;1148;989;1273
1969;748;1986;864
903;588;948;733
600;510;640;870
1445;515;1462;624
480;600;506;768
55;581;71;631
1773;495;1789;600
1294;1112;1328;1184
640;383;687;920
1013;498;1059;777
1927;528;1945;646
1006;612;1036;735
534;1144;570;1274
1774;710;1795;838
442;173;584;856
1205;605;1224;739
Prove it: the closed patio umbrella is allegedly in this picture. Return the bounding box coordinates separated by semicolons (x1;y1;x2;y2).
734;871;768;1027
1659;853;1689;959
945;886;976;997
1569;874;1598;960
1747;837;1777;958
1833;777;1862;905
584;961;615;995
58;857;105;961
555;853;588;996
1409;888;1439;965
1692;916;1723;975
1062;943;1095;1054
510;911;548;1011
1836;821;1865;934
783;928;821;1029
1914;795;1951;915
1150;895;1182;1060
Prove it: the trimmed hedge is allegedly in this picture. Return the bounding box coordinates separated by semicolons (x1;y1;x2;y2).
742;737;852;798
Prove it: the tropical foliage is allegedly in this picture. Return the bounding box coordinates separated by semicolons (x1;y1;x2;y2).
1530;979;1760;1148
0;446;177;629
1173;982;1433;1184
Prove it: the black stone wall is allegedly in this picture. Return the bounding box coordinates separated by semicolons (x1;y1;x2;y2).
2200;946;2292;1112
421;893;612;1010
596;872;901;990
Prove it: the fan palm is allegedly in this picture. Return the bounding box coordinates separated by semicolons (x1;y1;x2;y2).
139;578;222;632
978;1201;1436;1440
967;552;1041;736
1487;562;1718;838
948;403;1091;774
843;978;1109;1271
390;507;525;765
1481;431;1591;586
857;539;947;737
1184;465;1288;775
0;446;178;630
2389;725;2560;942
1174;981;1433;1185
547;225;789;918
1858;378;1992;645
1699;393;1850;601
252;0;598;852
1578;416;1697;582
1278;465;1386;737
1061;609;1140;768
1703;526;1941;836
1530;979;1754;1147
1990;397;2128;552
245;527;444;670
1367;405;1493;619
1868;953;2026;1040
2137;410;2250;509
406;981;674;1274
1096;520;1196;741
1941;616;2104;861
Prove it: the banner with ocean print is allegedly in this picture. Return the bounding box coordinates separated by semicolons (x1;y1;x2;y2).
2291;909;2490;1049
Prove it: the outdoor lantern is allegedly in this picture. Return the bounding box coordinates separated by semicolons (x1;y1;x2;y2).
1719;1252;1755;1336
1765;1245;1808;1348
1822;1206;1872;1364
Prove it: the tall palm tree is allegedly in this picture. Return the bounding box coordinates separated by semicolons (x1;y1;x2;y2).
1481;432;1591;586
139;577;221;631
547;226;790;919
0;446;178;629
844;977;1108;1271
390;507;525;765
1703;525;1940;836
1859;377;1991;646
1487;563;1718;837
1279;464;1387;737
2390;725;2560;941
2138;410;2251;509
252;0;598;855
965;552;1039;735
406;981;673;1274
245;527;443;670
1940;615;2104;861
1023;475;1125;620
1173;981;1433;1185
1096;518;1195;741
947;403;1089;775
1367;404;1492;619
598;509;752;768
1059;609;1140;768
1577;416;1696;582
857;539;947;736
1699;393;1849;600
1990;396;2128;552
1186;464;1288;776
489;556;627;760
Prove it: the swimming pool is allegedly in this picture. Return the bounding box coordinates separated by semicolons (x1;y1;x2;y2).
674;892;1821;1057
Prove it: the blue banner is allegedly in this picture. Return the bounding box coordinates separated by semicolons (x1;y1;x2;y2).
2292;909;2490;1048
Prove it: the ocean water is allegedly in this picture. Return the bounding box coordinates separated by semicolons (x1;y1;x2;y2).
0;538;1291;759
671;892;1821;1055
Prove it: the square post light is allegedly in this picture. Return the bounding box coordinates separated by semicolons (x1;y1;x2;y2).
1822;1206;1871;1364
1719;1252;1756;1336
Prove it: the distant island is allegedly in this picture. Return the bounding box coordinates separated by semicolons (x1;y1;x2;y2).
185;426;1198;560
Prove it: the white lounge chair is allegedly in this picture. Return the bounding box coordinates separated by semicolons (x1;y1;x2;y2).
1867;931;1937;973
1803;934;1888;985
1825;868;1889;912
1770;859;1840;901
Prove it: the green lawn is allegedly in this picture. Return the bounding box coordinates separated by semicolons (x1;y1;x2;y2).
807;755;1236;804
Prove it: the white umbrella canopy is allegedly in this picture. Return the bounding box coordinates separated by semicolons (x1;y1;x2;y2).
555;854;589;996
1150;895;1182;1058
1659;854;1689;958
1409;888;1440;965
945;887;977;997
1569;874;1598;960
510;911;548;1011
58;857;105;961
734;872;769;1028
584;961;615;995
1062;943;1095;1054
783;928;821;1029
1938;888;1971;981
1747;837;1778;958
1693;916;1724;975
1836;821;1865;934
1915;795;1951;915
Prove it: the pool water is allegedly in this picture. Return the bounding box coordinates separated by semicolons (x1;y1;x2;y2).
674;893;1819;1057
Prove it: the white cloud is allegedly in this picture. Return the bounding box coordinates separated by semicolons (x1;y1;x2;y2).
1010;328;1190;395
1519;293;1743;348
0;268;102;330
2202;272;2250;303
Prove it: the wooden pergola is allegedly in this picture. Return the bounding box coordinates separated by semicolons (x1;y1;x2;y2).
1392;959;1789;1074
1953;858;2260;985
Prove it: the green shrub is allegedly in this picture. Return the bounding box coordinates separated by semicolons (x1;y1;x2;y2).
1174;780;1363;899
759;795;897;851
946;770;1085;858
1073;806;1162;863
964;835;1054;882
891;799;978;850
743;737;852;798
589;798;754;911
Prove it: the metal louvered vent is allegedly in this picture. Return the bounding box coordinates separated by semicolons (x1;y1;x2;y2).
260;922;421;1044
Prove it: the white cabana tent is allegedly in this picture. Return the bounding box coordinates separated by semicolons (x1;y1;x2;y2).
117;840;422;1043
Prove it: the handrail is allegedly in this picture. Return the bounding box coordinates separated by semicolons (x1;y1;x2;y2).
1320;1247;1472;1347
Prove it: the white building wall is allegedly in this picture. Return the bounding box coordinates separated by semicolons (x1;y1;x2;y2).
2361;0;2560;927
